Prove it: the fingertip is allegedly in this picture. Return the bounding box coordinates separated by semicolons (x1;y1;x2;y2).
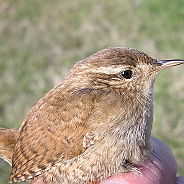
100;137;177;184
174;176;184;184
151;137;177;183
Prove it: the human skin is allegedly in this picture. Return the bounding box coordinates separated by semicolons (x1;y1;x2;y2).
99;137;183;184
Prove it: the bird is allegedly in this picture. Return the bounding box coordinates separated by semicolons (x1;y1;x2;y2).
0;47;183;184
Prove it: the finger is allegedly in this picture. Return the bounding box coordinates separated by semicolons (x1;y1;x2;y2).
174;176;184;184
100;137;177;184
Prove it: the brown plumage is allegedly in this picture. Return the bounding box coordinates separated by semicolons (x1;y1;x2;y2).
0;47;183;184
0;128;18;165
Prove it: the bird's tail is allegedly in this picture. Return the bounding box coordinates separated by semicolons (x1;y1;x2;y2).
0;127;18;165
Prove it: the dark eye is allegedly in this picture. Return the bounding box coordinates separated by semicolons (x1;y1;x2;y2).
120;70;133;79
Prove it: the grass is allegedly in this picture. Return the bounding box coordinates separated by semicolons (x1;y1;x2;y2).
0;0;184;183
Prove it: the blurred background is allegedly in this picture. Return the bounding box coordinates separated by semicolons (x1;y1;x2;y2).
0;0;184;183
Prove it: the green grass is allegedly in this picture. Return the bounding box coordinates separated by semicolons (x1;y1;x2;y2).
0;0;184;183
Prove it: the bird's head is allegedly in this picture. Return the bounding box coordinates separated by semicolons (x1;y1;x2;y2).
65;47;184;100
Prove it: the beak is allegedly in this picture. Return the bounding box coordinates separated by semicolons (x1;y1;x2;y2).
156;59;184;70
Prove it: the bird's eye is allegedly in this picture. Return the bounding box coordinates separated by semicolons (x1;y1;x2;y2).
120;70;133;79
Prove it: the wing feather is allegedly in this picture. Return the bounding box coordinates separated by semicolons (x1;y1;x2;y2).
10;88;96;182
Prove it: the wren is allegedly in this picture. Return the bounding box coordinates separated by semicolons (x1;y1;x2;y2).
0;47;183;183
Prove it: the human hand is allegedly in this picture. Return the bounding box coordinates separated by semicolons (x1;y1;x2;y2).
99;137;184;184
